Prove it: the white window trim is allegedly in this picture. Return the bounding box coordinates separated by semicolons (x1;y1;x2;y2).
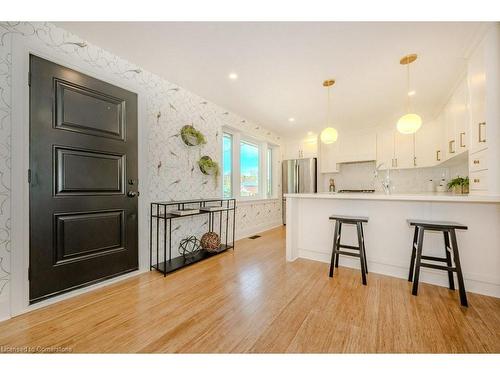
222;127;278;202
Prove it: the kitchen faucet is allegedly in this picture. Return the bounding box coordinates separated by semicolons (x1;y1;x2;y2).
374;163;392;194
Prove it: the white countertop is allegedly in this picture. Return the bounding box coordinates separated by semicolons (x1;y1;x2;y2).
284;192;500;203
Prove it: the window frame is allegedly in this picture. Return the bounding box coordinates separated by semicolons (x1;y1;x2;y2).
222;132;233;199
222;127;278;201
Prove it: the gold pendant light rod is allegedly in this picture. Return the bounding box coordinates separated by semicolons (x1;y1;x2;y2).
320;79;338;144
396;53;422;135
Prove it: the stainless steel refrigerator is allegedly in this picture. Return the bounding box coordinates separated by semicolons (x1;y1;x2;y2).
282;158;317;224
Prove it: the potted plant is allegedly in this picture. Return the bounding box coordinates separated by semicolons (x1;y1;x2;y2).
447;176;469;194
180;124;206;146
198;156;220;185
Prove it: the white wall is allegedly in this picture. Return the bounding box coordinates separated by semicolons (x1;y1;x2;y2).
0;22;283;320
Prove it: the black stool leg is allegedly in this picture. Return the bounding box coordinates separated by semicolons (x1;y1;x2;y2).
329;220;339;277
335;222;342;268
356;222;367;285
449;229;468;307
412;226;424;296
360;223;368;273
408;226;418;281
443;231;455;290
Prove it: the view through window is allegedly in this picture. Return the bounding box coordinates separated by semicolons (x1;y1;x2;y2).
222;133;232;198
240;141;259;197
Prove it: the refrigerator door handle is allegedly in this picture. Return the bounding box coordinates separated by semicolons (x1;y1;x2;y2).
295;162;299;193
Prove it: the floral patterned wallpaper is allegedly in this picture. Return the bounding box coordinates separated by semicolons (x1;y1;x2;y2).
0;22;283;320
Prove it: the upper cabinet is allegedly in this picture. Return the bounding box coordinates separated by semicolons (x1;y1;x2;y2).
443;77;469;159
468;36;487;155
415;119;443;168
283;136;318;160
467;24;500;194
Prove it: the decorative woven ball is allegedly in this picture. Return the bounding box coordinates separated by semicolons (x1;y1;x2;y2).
179;236;202;258
201;232;221;252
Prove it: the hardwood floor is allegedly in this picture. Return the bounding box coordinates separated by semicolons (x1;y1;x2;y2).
1;226;499;353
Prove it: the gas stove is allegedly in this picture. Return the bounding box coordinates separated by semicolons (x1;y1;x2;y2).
337;189;375;193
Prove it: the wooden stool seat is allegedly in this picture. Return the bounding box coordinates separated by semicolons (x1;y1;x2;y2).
329;215;369;285
407;219;468;230
408;219;468;307
329;215;369;223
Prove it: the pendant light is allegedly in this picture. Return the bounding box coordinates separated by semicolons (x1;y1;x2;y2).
397;54;422;134
320;79;339;144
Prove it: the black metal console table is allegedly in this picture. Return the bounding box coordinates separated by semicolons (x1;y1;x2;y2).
150;198;236;276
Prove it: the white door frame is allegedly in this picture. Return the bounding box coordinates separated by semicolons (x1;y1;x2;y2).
10;34;150;317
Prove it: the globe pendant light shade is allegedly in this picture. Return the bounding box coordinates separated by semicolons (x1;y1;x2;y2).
397;113;422;134
320;127;339;144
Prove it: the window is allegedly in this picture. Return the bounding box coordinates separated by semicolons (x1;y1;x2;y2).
267;147;273;198
240;141;259;197
222;133;232;198
222;128;276;200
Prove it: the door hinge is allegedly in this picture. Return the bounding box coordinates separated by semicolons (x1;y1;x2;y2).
28;71;31;87
28;169;31;183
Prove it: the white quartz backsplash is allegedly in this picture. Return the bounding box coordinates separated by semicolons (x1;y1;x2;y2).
321;161;469;193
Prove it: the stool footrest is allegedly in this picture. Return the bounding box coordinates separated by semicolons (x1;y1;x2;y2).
421;255;448;262
333;250;361;258
338;244;361;251
419;262;456;272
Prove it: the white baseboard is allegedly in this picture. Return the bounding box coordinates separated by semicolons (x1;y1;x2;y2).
236;221;283;241
297;248;500;298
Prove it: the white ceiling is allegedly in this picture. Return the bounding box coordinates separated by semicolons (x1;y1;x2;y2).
56;22;485;138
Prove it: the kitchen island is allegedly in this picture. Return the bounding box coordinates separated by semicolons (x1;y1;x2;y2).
285;192;500;297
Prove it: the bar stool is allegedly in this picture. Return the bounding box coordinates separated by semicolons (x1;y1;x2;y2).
407;219;468;307
329;215;369;285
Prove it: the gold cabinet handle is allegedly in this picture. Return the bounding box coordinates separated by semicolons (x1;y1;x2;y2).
474;178;480;183
436;150;441;161
460;132;466;148
478;122;486;143
448;140;455;154
413;156;417;167
473;159;480;165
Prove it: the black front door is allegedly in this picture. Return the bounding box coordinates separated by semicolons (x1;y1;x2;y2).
29;55;138;303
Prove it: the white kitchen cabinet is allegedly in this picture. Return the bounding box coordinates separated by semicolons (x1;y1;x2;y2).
466;24;500;195
453;78;470;154
444;101;457;160
376;128;414;170
442;76;470;160
283;136;318;160
394;131;414;169
319;140;340;173
468;36;487;154
415;119;442;168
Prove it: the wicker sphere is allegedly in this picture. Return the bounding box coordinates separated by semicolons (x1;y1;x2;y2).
201;232;221;252
179;236;202;258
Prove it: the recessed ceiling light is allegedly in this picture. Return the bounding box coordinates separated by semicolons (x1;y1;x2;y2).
408;90;416;96
307;131;313;136
228;72;238;80
288;117;295;123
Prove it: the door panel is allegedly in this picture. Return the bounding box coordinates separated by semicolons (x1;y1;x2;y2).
54;146;125;195
29;55;138;303
55;79;125;140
